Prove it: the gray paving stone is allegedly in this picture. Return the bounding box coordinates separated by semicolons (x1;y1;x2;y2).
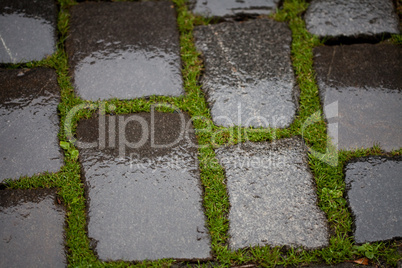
66;2;184;101
194;19;298;128
214;137;329;250
305;0;400;39
345;157;402;244
313;44;402;152
76;112;211;261
190;0;280;18
0;0;57;63
0;68;63;182
0;189;66;267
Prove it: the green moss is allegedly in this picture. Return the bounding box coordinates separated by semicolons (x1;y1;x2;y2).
2;0;400;267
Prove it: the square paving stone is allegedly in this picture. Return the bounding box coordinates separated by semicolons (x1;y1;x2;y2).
345;157;402;243
0;189;66;267
0;0;57;63
304;0;400;39
66;2;184;101
313;44;402;152
214;137;329;250
190;0;280;18
194;19;298;128
0;68;63;182
76;111;211;261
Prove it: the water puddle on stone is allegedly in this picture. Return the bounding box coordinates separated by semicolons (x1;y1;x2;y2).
305;0;399;38
0;12;55;63
321;86;402;151
344;157;402;243
191;0;280;17
76;112;211;261
0;69;63;182
74;47;183;100
0;189;66;267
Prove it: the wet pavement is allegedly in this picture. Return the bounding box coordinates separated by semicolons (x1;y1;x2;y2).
313;44;402;152
1;0;401;265
194;19;297;128
190;0;280;18
76;112;211;261
305;0;400;40
0;189;66;267
0;68;63;182
215;137;329;250
66;2;184;101
345;157;402;244
0;0;57;63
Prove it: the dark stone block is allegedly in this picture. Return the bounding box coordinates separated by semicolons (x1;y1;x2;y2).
345;157;402;243
194;19;298;128
0;68;63;182
76;111;211;261
0;0;57;63
305;0;400;40
190;0;280;18
214;137;329;250
0;189;66;267
66;2;184;101
313;44;402;151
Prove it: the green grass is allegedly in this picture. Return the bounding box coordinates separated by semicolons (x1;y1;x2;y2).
2;0;401;267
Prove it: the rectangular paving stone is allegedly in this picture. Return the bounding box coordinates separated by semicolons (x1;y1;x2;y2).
66;2;184;101
214;137;329;250
313;44;402;152
190;0;280;17
76;111;211;261
194;19;298;128
345;157;402;243
305;0;400;40
0;68;63;182
0;0;57;63
0;189;66;267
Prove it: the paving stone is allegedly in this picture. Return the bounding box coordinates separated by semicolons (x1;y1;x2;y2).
0;0;57;63
313;44;402;152
190;0;280;18
0;69;63;182
66;2;184;101
345;157;402;244
76;112;211;261
0;189;66;267
194;19;298;128
214;137;329;250
305;0;400;39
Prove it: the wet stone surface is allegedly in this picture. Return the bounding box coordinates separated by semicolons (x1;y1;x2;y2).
214;137;329;250
345;157;402;243
190;0;280;18
313;44;402;152
0;189;66;267
305;0;400;39
66;2;184;101
0;0;57;63
0;68;63;182
194;19;297;128
76;112;211;261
